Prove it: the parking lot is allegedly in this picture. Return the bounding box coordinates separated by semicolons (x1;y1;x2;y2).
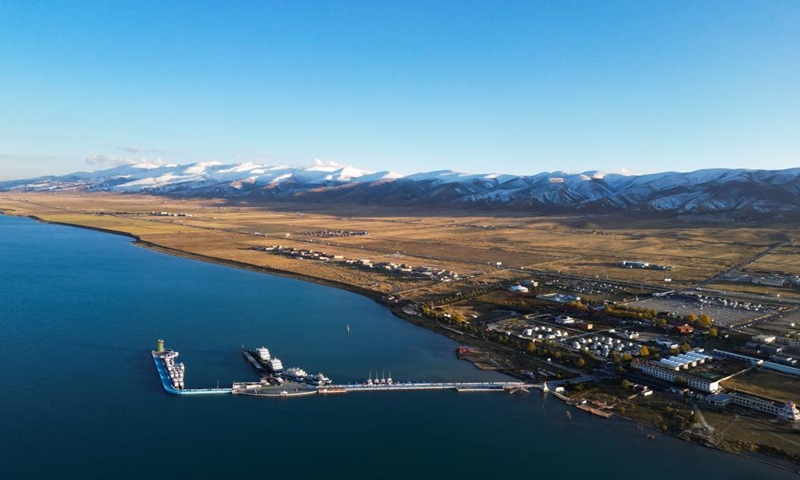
627;295;769;327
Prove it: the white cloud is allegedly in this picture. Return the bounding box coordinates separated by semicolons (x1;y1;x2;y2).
86;154;168;168
86;154;130;167
313;158;344;168
117;146;164;154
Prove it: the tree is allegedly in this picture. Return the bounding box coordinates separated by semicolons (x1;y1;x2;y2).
698;314;712;328
709;327;718;338
526;342;537;354
621;352;633;362
621;379;632;389
639;346;650;357
685;313;697;324
576;358;586;368
680;342;691;353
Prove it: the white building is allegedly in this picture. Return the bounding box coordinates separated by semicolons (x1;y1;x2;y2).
729;393;800;422
655;338;678;349
554;315;575;325
631;359;722;393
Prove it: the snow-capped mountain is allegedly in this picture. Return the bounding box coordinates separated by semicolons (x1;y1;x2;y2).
3;161;800;217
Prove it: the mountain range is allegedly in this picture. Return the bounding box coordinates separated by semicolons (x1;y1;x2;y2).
2;161;799;217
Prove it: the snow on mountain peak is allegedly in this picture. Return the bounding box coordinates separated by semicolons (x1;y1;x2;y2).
3;162;800;218
184;161;223;174
580;170;607;180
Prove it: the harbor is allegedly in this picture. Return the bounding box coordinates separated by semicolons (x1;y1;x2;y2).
151;339;232;395
152;339;537;398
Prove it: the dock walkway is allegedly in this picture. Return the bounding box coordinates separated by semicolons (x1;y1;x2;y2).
325;381;534;394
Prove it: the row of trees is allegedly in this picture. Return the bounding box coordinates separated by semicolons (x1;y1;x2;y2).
604;303;660;320
423;283;502;307
683;313;713;328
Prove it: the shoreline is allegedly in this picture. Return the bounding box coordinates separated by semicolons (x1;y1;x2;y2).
24;214;385;302
9;212;800;472
19;212;530;380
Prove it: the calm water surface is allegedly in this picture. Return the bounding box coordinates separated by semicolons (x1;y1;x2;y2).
0;215;795;479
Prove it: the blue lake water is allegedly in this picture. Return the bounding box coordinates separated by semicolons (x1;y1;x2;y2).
0;214;796;479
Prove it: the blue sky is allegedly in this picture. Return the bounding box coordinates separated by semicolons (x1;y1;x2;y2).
1;0;798;180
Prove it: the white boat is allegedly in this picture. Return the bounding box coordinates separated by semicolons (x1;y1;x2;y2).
163;353;185;389
256;346;271;363
268;357;283;374
306;373;332;386
283;367;307;381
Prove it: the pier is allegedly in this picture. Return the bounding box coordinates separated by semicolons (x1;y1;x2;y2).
230;380;536;397
321;381;534;394
151;340;539;398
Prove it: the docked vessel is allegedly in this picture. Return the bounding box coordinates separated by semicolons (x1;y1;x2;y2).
283;367;307;382
255;346;270;363
150;340;230;395
243;344;330;384
268;357;284;375
247;346;282;375
152;339;185;390
305;373;332;386
163;351;186;389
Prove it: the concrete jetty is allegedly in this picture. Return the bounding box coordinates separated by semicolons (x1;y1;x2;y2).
152;340;539;399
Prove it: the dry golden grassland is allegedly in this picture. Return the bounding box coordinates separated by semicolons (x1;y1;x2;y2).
723;370;800;402
705;281;800;300
2;192;799;302
747;244;800;276
701;408;800;459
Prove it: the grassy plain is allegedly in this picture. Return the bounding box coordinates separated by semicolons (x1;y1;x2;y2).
2;192;799;302
723;370;800;402
746;244;800;276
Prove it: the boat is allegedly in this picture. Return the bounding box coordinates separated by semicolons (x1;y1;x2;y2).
268;357;284;374
255;346;271;363
305;372;333;386
160;349;185;389
283;367;307;382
